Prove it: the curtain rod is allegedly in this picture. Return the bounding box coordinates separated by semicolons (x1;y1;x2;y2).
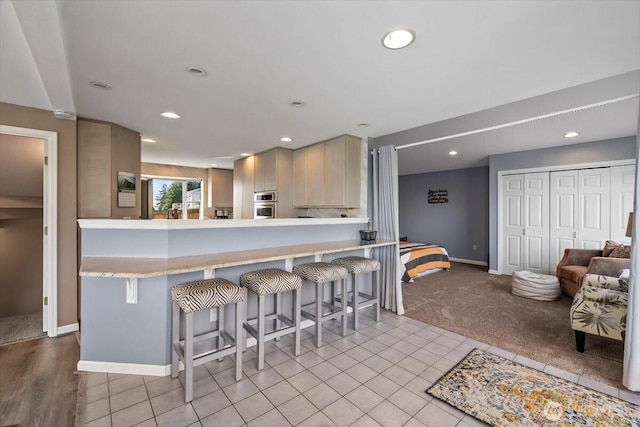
394;94;640;151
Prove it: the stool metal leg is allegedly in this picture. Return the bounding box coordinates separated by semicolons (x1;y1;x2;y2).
294;288;301;356
353;274;359;330
275;292;282;341
315;282;323;347
185;312;194;402
218;305;225;361
341;278;347;336
257;295;265;370
235;301;243;381
171;301;180;378
373;270;380;322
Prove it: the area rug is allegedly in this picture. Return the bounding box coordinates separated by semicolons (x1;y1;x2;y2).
427;348;640;427
0;312;45;346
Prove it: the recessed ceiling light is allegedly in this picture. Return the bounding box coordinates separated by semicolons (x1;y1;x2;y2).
357;123;369;128
240;153;250;156
171;162;178;165
210;163;218;167
161;112;180;119
290;101;305;107
564;131;580;138
280;137;293;142
186;66;207;77
382;29;415;49
90;81;112;90
449;150;458;156
141;138;156;143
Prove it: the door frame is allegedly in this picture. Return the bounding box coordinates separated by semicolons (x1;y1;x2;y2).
0;125;58;337
497;158;635;275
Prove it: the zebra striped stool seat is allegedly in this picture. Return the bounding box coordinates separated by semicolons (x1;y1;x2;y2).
240;269;302;371
171;278;246;402
293;262;349;347
331;256;381;330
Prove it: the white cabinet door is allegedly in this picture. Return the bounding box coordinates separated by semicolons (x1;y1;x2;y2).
501;174;524;275
579;168;610;249
523;173;549;273
550;170;579;270
610;165;635;243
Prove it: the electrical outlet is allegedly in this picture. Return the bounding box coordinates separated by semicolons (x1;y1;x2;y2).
210;308;217;322
472;244;477;251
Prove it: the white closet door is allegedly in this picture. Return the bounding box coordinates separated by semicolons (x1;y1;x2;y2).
578;168;610;249
550;170;579;270
610;165;635;243
523;173;549;273
501;174;524;274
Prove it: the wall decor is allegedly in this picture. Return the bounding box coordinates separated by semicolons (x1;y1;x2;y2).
117;171;136;207
428;188;448;204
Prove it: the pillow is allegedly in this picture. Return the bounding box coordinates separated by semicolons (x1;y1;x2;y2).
603;240;620;257
609;244;631;258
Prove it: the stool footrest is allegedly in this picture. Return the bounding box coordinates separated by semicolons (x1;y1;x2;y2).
174;335;238;368
301;301;344;322
243;322;298;342
335;291;378;308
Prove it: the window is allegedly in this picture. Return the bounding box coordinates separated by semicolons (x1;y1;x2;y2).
151;179;202;219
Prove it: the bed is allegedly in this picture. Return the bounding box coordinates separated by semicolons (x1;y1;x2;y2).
400;241;451;282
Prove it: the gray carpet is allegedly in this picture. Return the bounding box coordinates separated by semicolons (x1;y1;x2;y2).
0;312;46;346
402;262;625;388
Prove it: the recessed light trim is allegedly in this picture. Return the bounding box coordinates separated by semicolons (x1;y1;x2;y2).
357;123;369;128
186;66;207;77
141;138;156;143
161;112;180;119
171;162;178;165
564;131;580;138
90;81;112;90
210;163;218;167
382;29;415;49
290;101;305;107
240;153;250;156
280;137;293;143
449;150;458;156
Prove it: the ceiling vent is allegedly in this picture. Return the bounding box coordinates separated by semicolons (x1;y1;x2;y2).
53;109;77;120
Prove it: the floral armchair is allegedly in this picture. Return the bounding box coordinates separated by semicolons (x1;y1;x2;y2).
569;273;628;352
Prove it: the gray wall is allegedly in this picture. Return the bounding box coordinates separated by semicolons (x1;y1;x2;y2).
399;167;489;263
488;136;637;270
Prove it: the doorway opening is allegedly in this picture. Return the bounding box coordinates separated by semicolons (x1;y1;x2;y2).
0;125;58;341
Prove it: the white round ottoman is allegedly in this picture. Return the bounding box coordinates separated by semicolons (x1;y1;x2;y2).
511;271;561;301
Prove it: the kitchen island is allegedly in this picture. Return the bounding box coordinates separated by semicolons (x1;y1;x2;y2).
77;218;395;375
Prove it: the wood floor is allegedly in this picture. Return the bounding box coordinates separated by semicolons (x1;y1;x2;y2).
0;334;80;427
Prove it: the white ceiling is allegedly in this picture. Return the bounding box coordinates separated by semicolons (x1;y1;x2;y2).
1;0;639;172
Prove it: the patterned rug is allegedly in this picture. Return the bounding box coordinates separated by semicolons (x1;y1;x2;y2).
427;348;640;426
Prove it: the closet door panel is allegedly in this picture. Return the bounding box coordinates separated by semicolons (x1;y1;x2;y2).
549;170;578;270
578;168;610;250
501;174;524;274
523;173;549;274
611;165;635;243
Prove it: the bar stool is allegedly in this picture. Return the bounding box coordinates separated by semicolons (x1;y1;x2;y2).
293;262;349;347
240;268;302;371
331;256;381;330
171;278;246;402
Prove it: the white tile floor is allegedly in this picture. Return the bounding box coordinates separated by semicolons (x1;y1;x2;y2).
84;307;640;427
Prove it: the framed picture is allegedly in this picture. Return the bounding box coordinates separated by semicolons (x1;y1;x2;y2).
117;171;136;207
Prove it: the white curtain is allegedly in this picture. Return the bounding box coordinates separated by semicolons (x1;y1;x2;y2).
372;145;404;315
623;112;640;391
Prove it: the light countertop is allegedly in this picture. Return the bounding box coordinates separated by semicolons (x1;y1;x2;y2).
80;238;395;278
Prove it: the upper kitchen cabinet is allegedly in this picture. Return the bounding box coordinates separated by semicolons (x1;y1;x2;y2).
293;135;362;208
233;147;294;218
254;148;278;192
77;119;141;218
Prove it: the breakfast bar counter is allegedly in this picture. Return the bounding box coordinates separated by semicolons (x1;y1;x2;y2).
77;218;396;375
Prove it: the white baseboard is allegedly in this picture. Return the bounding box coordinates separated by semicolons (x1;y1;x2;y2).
77;318;327;377
488;269;500;275
449;257;488;266
77;360;170;376
58;323;79;335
